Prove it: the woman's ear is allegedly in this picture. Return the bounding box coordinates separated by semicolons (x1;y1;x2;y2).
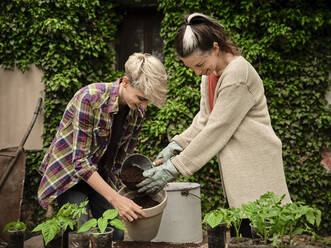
213;42;219;49
122;76;130;88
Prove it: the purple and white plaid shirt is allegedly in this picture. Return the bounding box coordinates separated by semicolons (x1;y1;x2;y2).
38;80;144;208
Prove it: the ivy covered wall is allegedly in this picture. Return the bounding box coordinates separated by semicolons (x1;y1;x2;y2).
0;0;123;233
0;0;330;233
137;0;331;233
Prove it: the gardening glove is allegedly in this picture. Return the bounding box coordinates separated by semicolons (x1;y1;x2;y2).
137;159;180;195
156;141;183;161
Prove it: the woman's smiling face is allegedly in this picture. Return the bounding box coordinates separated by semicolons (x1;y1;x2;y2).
119;76;150;110
180;42;221;76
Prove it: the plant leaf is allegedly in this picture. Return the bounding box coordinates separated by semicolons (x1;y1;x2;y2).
41;219;61;246
102;209;119;220
77;219;97;233
97;217;108;233
110;219;126;231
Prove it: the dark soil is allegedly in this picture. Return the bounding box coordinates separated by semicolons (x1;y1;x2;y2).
113;241;202;248
228;235;331;247
120;164;146;190
287;234;331;247
132;195;159;208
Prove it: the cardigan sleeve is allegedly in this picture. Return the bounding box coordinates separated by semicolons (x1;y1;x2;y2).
172;82;255;177
172;77;210;148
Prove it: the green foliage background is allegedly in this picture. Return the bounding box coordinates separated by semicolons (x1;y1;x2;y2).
0;0;330;234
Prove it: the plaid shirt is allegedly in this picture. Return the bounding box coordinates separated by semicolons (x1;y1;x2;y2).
38;80;144;208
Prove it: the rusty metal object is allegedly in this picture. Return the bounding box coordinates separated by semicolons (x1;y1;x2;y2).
0;147;26;242
0;97;42;242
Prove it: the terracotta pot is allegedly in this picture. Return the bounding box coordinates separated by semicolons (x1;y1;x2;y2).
207;223;227;248
7;230;24;248
118;187;167;241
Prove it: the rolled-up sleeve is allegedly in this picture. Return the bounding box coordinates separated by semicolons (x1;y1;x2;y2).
72;94;98;180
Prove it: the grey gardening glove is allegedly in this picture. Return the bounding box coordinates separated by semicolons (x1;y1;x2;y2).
156;141;183;161
137;159;180;195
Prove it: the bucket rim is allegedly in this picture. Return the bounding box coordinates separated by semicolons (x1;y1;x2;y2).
165;182;200;192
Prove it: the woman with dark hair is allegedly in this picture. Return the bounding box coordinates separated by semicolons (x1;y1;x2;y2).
138;13;292;237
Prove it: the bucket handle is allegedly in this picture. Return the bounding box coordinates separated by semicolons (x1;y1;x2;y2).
180;189;201;199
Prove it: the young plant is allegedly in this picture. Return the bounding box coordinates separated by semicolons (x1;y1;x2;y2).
2;221;26;232
242;192;284;244
203;207;244;242
77;209;126;234
242;192;322;248
203;208;229;228
32;200;88;245
270;201;321;248
228;207;244;241
56;200;89;230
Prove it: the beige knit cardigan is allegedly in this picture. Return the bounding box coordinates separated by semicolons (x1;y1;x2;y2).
171;56;291;208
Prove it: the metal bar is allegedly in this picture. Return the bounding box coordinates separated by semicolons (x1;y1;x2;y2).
0;97;42;189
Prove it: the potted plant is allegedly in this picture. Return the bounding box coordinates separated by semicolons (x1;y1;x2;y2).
203;207;248;248
32;200;88;248
242;192;285;245
268;200;321;247
242;192;322;248
77;209;126;248
203;208;229;248
205;192;323;248
2;221;26;248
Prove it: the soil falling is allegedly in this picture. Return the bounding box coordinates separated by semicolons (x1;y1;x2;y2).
120;164;146;190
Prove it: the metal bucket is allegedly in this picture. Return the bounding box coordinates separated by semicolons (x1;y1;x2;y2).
121;154;154;172
152;182;203;243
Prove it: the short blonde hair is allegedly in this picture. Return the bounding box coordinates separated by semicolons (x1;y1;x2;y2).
125;53;167;108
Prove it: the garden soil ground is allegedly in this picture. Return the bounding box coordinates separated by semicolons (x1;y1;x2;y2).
20;201;331;248
23;230;209;248
22;229;331;248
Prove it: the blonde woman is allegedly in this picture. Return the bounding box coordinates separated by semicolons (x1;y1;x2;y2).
38;53;167;240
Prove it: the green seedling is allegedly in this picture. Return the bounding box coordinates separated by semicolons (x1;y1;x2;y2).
77;209;126;234
243;192;322;248
3;221;26;232
203;207;244;242
32;200;88;245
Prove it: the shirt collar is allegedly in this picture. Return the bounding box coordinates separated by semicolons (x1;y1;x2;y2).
105;79;121;113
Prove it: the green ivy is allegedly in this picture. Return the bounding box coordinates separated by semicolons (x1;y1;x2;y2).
1;0;330;234
0;0;122;236
137;0;331;233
